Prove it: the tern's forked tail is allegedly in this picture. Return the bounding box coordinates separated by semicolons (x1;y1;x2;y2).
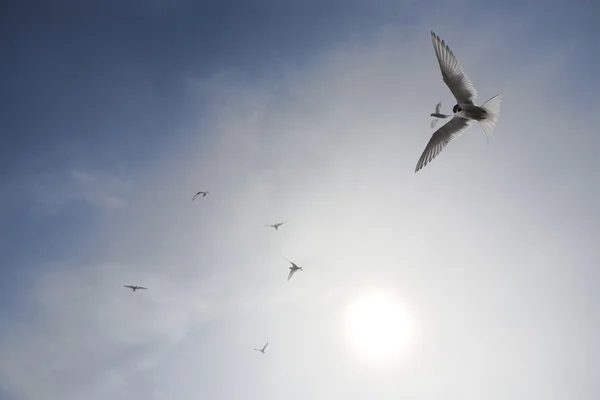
479;93;503;142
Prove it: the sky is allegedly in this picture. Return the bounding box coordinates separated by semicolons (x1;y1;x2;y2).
1;0;599;399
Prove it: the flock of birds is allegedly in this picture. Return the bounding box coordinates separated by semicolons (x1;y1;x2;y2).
124;212;295;355
122;30;503;356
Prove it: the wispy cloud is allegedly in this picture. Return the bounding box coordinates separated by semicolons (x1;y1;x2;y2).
26;168;132;215
0;261;227;400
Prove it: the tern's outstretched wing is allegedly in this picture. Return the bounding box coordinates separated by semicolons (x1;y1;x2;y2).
282;257;294;266
262;342;269;351
435;101;442;113
123;285;134;289
138;286;148;290
431;31;478;104
192;192;201;201
287;268;297;281
415;116;472;172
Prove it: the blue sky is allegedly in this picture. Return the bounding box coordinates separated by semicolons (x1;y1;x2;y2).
1;0;599;399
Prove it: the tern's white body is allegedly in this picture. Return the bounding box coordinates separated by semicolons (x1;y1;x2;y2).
192;191;209;201
416;31;503;172
254;342;269;354
264;221;288;231
283;257;303;281
123;285;147;292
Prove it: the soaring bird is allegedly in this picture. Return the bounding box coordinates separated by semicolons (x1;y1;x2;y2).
123;285;148;292
254;342;269;354
282;257;303;281
264;221;288;231
192;191;209;201
430;101;451;128
416;31;503;172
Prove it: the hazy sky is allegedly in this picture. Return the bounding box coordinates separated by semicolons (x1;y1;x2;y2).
1;1;599;399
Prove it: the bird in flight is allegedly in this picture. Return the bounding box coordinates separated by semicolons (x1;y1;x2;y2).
282;257;303;281
192;191;209;201
430;101;451;129
123;285;148;292
264;221;288;231
254;342;269;354
416;31;503;172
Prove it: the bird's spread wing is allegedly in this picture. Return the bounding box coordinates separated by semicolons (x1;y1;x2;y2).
415;116;472;172
435;101;442;113
192;192;201;201
123;285;133;289
282;256;293;266
138;287;148;290
262;342;269;351
431;31;477;104
287;269;297;281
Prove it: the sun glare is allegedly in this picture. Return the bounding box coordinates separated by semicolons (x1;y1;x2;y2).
344;291;412;362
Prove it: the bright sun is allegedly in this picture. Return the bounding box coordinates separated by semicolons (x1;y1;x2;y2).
344;291;412;362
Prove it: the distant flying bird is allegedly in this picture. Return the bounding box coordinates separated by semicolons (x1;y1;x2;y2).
192;191;209;201
430;101;451;128
416;31;503;172
264;221;288;231
282;257;303;281
123;285;147;292
254;342;269;354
